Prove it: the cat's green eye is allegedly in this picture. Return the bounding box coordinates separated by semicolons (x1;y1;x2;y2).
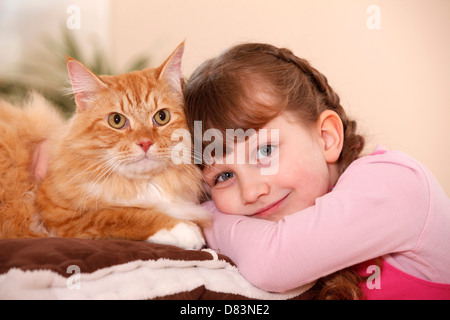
153;109;171;126
108;113;127;129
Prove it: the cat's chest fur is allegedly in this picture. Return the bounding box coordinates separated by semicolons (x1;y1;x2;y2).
84;177;206;221
86;178;172;208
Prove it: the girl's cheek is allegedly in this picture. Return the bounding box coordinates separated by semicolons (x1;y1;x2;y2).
212;188;246;216
212;190;234;215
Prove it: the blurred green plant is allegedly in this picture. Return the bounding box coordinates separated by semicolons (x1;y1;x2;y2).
0;27;151;117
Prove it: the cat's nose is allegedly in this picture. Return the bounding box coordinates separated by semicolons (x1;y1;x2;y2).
138;140;152;153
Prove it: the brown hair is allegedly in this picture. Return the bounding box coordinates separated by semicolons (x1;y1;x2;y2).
185;43;364;173
184;43;365;299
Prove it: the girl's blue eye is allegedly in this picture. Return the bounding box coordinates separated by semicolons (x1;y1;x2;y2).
214;172;234;184
256;145;273;159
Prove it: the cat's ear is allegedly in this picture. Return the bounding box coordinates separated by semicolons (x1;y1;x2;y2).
157;42;185;97
66;57;108;111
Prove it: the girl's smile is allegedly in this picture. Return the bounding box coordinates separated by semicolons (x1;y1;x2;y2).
250;192;291;218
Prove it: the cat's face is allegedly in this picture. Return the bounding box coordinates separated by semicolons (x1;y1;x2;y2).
66;43;190;179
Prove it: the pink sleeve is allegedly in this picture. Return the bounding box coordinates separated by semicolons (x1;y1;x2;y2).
204;155;430;292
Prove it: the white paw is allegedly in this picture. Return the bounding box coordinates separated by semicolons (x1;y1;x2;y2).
146;222;205;250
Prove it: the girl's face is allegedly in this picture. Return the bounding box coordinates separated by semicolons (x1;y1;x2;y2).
203;112;339;221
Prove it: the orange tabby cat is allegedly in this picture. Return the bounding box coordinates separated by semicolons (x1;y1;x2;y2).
0;43;210;249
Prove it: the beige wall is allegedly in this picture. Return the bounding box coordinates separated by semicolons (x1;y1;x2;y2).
110;0;450;195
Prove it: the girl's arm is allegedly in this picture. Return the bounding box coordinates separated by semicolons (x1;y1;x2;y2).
204;155;430;292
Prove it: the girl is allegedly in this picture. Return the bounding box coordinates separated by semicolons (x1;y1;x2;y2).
184;43;450;299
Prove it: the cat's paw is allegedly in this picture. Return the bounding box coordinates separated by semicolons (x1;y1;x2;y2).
146;222;205;250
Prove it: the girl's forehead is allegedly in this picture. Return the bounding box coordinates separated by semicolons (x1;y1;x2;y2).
261;111;306;130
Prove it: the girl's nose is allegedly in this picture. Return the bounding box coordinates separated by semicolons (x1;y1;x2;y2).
240;178;270;205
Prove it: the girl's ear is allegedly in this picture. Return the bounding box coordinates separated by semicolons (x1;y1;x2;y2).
317;110;344;163
66;57;107;111
157;41;185;98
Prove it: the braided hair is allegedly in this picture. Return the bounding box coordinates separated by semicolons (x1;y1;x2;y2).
185;43;364;174
260;45;365;173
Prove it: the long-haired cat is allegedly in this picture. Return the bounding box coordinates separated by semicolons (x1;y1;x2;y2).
0;43;210;249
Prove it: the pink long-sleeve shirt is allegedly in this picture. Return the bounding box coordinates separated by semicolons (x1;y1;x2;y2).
204;146;450;297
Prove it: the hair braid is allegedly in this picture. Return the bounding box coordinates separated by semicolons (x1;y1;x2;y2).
263;46;365;173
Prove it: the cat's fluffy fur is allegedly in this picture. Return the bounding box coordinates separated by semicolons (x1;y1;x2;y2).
0;43;210;249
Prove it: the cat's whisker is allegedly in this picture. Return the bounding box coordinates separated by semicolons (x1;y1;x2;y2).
75;150;129;180
74;153;126;213
83;158;119;190
94;160;123;211
67;153;120;184
153;147;221;175
74;167;116;211
154;146;226;194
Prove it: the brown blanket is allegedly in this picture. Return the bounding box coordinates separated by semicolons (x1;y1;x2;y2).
0;238;314;299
